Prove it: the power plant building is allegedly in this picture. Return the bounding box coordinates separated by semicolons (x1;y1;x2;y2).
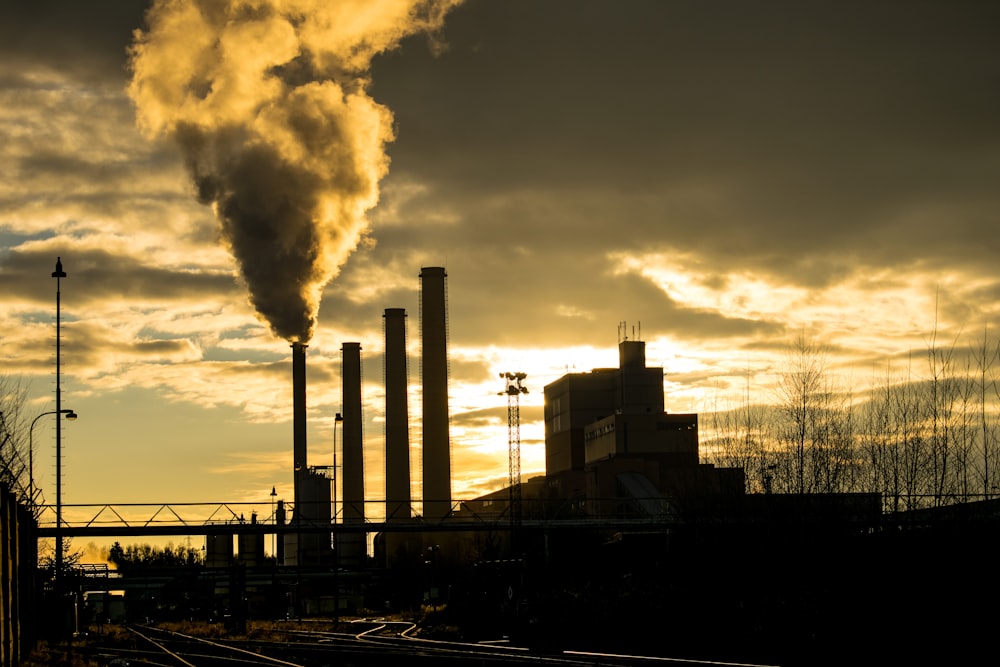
450;334;743;548
543;337;741;514
284;468;332;567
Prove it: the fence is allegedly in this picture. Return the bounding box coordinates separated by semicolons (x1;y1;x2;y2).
0;482;36;667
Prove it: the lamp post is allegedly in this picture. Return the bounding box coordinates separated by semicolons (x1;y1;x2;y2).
270;485;277;560
28;409;78;508
333;412;343;521
332;412;342;623
51;257;67;590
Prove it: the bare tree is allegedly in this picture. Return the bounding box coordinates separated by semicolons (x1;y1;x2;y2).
923;305;962;506
0;374;33;507
972;326;1000;499
829;380;859;493
859;361;894;503
705;300;1000;510
704;361;771;493
772;333;853;494
953;351;980;501
774;334;820;493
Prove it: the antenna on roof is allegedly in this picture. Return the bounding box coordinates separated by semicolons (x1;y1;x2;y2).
619;321;645;343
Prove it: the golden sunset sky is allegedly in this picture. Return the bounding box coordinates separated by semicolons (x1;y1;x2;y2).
1;1;998;548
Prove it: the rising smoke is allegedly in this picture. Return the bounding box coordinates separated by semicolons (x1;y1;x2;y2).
127;0;461;343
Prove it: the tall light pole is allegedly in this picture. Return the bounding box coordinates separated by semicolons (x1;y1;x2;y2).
269;485;277;560
332;413;343;520
332;412;342;623
29;409;77;508
51;257;66;591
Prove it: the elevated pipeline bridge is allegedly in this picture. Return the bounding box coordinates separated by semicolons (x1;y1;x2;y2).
37;494;998;540
34;500;687;539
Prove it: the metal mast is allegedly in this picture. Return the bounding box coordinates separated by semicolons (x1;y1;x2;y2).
501;372;527;547
52;257;66;596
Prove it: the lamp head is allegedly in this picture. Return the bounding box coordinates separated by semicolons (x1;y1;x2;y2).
64;410;78;421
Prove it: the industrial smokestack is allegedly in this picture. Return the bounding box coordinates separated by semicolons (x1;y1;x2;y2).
292;342;308;506
383;308;411;522
340;342;366;568
341;342;364;524
420;267;451;520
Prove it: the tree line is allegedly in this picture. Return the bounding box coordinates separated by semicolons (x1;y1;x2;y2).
703;326;1000;511
106;541;205;570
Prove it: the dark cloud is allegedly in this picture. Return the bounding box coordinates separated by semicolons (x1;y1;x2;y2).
47;325;200;377
337;236;781;352
132;339;196;356
0;1;145;83
369;0;1000;292
0;247;238;307
224;354;337;389
453;404;542;430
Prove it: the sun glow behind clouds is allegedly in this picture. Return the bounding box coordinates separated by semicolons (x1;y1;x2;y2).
614;253;808;319
597;250;1000;416
441;344;623;497
614;251;965;345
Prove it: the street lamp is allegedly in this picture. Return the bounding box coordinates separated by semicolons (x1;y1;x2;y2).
51;257;67;588
332;412;343;623
270;485;277;559
332;413;343;520
28;409;78;508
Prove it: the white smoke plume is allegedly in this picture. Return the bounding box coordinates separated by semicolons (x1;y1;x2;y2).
127;0;461;343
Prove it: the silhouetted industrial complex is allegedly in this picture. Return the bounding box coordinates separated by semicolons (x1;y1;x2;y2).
11;265;997;666
268;267;746;579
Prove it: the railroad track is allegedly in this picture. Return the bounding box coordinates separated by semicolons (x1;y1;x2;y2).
71;622;781;667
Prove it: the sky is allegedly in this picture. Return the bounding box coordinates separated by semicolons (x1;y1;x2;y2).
2;1;999;555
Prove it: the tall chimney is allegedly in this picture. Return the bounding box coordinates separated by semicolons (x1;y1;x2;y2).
384;308;411;522
340;341;366;568
341;342;365;524
420;267;451;520
291;342;307;513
